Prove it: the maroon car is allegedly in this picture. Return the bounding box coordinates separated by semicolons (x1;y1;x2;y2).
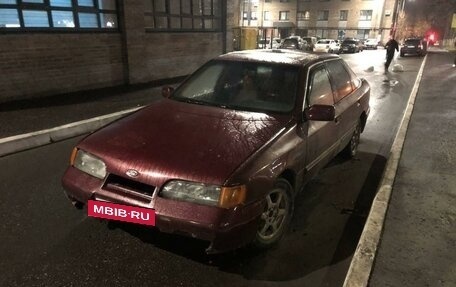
62;49;370;253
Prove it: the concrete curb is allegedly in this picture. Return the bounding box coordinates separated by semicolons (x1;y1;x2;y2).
0;106;143;158
343;56;428;287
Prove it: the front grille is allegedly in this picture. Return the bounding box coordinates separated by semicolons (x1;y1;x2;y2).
102;174;155;203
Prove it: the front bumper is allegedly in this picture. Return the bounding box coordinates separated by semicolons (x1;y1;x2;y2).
62;167;263;253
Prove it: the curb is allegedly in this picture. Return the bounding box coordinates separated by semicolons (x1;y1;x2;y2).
342;55;428;287
0;106;143;158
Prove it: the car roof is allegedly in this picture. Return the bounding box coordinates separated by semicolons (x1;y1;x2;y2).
216;49;339;66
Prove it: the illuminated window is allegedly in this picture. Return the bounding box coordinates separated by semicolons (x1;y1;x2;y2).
340;10;348;21
297;11;310;20
0;0;118;29
279;11;289;21
360;10;372;21
145;0;222;31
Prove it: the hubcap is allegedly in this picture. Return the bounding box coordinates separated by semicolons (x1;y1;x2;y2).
258;188;289;240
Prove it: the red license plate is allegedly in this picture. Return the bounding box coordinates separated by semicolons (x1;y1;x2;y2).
88;200;155;226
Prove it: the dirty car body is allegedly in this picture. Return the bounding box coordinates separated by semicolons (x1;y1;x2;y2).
62;50;370;253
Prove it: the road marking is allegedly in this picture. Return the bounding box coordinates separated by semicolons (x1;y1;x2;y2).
343;55;428;287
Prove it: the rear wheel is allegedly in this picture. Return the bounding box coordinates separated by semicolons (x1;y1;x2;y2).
254;178;294;249
343;120;361;158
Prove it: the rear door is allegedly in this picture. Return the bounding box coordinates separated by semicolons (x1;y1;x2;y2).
325;59;362;151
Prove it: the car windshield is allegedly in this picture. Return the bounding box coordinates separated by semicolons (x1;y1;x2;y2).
318;40;330;44
343;40;356;44
171;60;299;113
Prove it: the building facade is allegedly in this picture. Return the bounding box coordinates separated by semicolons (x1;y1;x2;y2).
238;0;397;44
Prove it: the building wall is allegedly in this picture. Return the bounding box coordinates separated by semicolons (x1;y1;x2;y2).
0;0;229;103
0;33;124;103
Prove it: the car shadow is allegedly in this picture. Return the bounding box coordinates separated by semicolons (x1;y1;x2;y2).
113;150;387;283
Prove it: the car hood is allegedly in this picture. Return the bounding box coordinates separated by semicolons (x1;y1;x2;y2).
78;99;292;186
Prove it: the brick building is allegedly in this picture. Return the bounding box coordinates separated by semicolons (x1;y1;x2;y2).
239;0;397;44
0;0;239;103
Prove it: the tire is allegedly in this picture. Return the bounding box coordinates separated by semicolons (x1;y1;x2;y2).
343;120;361;158
254;178;294;249
400;52;405;57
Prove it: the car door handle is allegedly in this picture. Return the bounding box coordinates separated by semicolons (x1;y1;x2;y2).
335;116;341;124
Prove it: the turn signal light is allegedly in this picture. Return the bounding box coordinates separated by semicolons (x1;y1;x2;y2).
219;185;246;208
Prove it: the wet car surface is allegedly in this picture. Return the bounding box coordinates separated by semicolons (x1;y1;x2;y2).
62;49;370;254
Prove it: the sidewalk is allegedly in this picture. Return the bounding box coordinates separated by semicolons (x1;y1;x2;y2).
345;50;456;287
0;83;172;157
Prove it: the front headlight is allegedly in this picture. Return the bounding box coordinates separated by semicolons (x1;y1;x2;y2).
161;180;246;208
71;148;107;179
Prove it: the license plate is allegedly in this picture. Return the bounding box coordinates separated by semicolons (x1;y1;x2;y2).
88;200;156;226
408;45;415;48
343;48;348;50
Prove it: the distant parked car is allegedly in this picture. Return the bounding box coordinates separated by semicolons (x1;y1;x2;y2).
313;39;340;54
258;38;282;49
340;38;363;53
364;38;380;50
302;36;317;51
400;38;428;57
62;49;370;254
280;37;307;50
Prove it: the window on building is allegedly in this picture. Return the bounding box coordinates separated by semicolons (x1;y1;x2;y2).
265;0;271;2
279;11;289;21
264;11;270;21
145;0;221;31
0;0;118;29
339;10;348;21
251;11;257;20
317;10;328;21
297;11;310;20
279;0;290;2
359;10;372;21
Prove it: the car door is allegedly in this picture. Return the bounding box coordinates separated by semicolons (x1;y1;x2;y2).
325;59;361;152
303;64;339;177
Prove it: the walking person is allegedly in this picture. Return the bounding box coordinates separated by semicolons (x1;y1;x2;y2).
384;37;399;73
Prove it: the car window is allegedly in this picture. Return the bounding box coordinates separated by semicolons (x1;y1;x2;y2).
172;60;299;113
325;60;353;102
308;67;334;106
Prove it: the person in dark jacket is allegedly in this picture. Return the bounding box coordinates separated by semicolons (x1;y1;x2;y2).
384;37;399;72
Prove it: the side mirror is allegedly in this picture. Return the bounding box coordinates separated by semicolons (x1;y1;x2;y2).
162;86;175;98
304;104;335;121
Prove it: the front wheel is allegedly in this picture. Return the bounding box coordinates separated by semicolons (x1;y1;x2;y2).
343;120;361;158
254;178;294;249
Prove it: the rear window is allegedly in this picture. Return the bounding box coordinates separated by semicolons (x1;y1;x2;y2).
405;39;420;45
343;40;356;44
318;40;331;44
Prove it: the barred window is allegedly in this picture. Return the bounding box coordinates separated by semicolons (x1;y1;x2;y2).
0;0;118;29
145;0;221;31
